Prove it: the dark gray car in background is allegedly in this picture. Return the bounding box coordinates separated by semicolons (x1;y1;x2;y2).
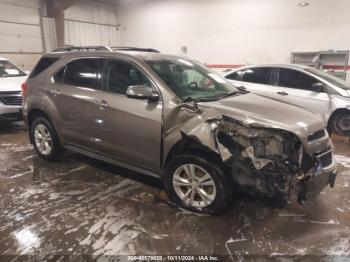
22;47;337;214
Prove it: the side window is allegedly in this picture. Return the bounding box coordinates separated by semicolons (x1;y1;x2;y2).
63;58;100;88
226;70;244;81
29;57;59;79
278;68;318;90
103;60;151;95
53;66;65;83
241;68;272;85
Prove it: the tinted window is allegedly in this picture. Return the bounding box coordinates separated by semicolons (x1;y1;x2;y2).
53;66;65;83
64;58;100;88
241;68;272;84
103;60;151;95
306;68;350;90
226;70;244;81
29;57;59;79
278;68;318;90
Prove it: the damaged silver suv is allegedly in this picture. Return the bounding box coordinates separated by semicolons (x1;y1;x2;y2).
23;46;337;214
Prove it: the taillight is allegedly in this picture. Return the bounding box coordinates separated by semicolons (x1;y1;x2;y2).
21;82;28;97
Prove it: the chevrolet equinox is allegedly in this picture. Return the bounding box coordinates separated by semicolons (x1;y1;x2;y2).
22;46;337;214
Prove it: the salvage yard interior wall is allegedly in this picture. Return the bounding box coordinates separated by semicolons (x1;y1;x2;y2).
0;0;43;70
117;0;350;71
1;0;349;73
64;0;120;47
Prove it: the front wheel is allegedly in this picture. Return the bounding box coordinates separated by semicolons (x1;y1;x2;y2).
30;117;64;161
330;112;350;136
163;154;232;214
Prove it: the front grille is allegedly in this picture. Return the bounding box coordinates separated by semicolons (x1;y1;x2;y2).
0;91;22;106
0;112;22;121
319;151;333;168
308;129;326;142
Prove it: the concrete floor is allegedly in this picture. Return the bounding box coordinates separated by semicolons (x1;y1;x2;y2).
0;122;349;259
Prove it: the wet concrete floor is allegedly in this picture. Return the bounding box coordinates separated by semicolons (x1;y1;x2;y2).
0;122;349;260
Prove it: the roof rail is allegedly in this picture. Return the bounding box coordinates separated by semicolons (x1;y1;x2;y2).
111;47;160;53
53;45;113;52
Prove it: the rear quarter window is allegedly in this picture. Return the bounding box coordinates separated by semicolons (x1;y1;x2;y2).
53;58;101;89
29;57;59;79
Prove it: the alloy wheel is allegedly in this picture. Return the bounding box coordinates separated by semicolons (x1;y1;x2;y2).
172;164;216;208
34;124;53;156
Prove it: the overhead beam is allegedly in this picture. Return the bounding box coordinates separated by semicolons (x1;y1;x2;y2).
46;0;79;16
44;0;79;47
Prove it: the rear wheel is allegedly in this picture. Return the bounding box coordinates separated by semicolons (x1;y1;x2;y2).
30;117;64;161
164;154;232;214
330;112;350;136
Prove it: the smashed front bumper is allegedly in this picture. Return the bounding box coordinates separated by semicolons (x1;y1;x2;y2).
296;150;338;203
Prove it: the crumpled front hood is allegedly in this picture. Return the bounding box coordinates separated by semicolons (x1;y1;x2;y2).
198;93;325;140
0;76;27;92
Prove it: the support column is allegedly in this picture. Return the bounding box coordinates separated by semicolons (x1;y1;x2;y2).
45;0;79;46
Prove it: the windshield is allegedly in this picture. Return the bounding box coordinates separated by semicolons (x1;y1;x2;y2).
306;68;350;90
0;60;26;78
146;58;239;102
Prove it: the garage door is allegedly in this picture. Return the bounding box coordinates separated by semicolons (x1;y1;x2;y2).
0;0;43;70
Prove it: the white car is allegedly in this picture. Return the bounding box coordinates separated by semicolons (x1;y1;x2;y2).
224;64;350;136
0;57;28;123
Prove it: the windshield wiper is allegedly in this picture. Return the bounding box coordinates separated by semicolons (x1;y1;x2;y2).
218;90;250;99
182;89;250;103
182;96;198;103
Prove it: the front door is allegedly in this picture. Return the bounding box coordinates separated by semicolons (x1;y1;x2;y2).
226;67;274;97
92;59;163;171
272;68;330;120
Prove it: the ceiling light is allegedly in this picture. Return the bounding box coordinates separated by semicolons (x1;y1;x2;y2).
298;1;310;7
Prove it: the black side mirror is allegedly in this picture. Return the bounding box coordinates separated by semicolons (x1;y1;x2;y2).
236;85;247;92
311;83;326;93
126;85;159;101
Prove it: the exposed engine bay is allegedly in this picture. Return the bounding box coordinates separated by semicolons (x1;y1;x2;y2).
167;102;337;205
169;103;335;203
217;116;318;203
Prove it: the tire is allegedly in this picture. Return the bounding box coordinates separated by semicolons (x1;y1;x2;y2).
163;154;232;214
330;112;350;136
30;117;64;161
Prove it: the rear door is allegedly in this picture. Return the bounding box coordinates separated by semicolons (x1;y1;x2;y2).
226;67;274;97
49;57;103;148
91;58;163;171
272;68;330;116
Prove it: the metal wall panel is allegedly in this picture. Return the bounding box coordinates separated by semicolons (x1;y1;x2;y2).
0;0;42;70
0;0;38;9
0;22;42;53
42;17;57;52
0;53;41;71
65;20;119;47
64;0;119;47
0;2;40;25
65;0;118;25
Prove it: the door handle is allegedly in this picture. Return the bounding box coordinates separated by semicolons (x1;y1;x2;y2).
95;100;109;110
277;91;288;96
50;89;61;96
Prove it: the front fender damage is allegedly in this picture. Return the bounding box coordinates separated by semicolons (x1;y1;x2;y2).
164;104;331;204
178;108;233;162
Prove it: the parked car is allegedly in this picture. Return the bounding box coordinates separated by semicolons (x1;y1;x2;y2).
224;64;350;136
22;47;337;214
0;57;28;123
